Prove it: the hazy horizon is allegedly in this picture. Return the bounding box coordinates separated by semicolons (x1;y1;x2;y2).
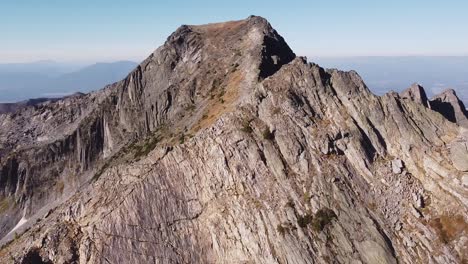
4;55;468;65
1;56;468;106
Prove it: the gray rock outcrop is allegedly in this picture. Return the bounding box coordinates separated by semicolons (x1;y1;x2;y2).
400;83;430;107
431;89;468;127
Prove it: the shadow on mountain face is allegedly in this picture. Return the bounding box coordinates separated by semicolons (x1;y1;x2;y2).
430;101;457;122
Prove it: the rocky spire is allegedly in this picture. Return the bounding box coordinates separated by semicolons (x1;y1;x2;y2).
430;89;468;127
400;83;430;107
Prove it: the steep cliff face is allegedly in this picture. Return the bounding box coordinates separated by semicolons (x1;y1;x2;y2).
0;16;467;264
0;16;295;240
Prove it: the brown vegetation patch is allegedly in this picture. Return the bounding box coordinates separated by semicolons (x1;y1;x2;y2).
429;214;468;243
55;180;65;194
296;208;337;232
0;197;12;214
196;20;246;38
191;71;243;132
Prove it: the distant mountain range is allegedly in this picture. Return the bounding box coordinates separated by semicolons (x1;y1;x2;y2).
0;60;83;77
311;56;468;105
1;57;467;107
0;61;137;102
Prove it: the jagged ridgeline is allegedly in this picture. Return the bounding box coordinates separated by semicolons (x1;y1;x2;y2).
0;16;467;264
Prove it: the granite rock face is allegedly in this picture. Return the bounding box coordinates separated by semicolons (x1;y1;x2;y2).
0;16;467;264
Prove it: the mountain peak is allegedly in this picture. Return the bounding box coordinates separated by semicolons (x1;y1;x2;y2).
168;16;272;42
431;88;468;126
400;83;430;107
182;15;272;33
434;88;458;99
161;16;295;80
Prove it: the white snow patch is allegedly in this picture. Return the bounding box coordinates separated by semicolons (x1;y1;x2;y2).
7;217;27;236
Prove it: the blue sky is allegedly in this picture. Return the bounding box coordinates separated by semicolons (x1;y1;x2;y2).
1;0;468;63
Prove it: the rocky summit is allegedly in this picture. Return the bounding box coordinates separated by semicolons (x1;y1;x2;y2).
0;16;467;264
